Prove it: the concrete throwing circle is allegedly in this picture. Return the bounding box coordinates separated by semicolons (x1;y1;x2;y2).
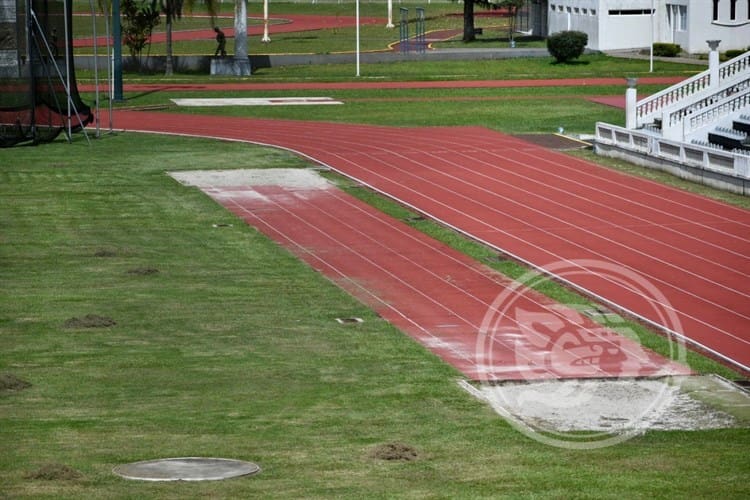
113;457;260;481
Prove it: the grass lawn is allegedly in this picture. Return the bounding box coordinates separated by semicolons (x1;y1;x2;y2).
3;15;750;497
2;132;749;499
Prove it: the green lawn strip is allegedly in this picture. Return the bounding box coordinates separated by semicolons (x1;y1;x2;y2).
76;53;704;83
1;133;749;498
93;84;630;135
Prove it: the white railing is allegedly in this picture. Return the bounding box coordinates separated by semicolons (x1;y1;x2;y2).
636;50;750;127
719;51;750;81
595;122;750;181
662;79;750;139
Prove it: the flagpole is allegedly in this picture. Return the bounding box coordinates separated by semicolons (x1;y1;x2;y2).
649;0;654;73
356;0;360;77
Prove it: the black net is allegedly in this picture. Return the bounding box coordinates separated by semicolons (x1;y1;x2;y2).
0;0;94;147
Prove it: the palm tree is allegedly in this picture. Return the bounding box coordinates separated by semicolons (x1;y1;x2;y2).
159;0;218;75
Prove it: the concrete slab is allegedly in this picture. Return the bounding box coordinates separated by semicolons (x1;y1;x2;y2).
171;97;343;107
112;457;260;482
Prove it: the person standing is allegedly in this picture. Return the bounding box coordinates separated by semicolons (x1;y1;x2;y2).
214;27;227;57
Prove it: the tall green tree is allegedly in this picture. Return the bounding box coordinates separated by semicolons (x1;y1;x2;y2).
122;0;160;67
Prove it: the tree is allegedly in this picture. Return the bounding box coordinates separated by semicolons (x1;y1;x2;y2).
462;0;477;42
159;0;218;75
122;0;160;68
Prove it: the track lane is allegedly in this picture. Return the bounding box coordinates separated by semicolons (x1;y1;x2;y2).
115;110;750;372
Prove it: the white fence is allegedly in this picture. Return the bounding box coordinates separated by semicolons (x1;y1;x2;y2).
636;51;750;129
595;122;750;192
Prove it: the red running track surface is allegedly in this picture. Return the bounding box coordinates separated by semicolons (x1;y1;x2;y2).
73;14;383;48
173;170;691;381
114;110;750;374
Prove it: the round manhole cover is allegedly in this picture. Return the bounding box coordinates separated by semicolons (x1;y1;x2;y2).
113;457;260;481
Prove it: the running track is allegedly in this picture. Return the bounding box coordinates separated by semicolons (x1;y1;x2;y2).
112;110;750;374
174;170;690;381
73;14;383;48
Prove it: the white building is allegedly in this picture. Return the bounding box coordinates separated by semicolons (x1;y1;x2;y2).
544;0;750;53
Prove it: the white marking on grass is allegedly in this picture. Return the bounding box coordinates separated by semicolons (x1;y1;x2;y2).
170;97;343;107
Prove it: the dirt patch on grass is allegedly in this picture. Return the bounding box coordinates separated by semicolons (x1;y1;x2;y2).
126;267;159;276
24;463;82;481
370;442;419;461
64;314;116;329
93;248;118;258
0;373;32;392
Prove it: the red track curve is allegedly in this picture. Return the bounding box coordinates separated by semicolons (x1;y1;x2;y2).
78;77;684;94
73;14;383;48
112;110;750;374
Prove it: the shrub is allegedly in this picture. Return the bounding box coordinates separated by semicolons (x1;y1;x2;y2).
724;49;747;59
652;43;681;57
547;31;588;63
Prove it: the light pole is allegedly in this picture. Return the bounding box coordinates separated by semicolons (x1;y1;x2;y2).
355;0;360;77
649;0;654;73
262;0;270;43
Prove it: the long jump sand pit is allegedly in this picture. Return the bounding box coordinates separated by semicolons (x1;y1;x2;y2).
463;375;750;448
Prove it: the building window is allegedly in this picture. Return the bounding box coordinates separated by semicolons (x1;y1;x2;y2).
731;0;737;20
668;4;688;32
609;9;653;15
713;0;719;21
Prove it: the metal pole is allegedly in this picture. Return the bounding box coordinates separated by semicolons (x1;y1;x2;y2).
355;0;360;77
100;0;113;131
386;0;393;28
89;0;100;137
112;0;123;100
262;0;270;42
649;0;654;73
64;0;72;139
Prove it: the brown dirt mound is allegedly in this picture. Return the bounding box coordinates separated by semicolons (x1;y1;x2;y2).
24;463;82;481
64;314;116;329
126;267;159;276
93;248;118;257
0;373;32;392
370;442;419;461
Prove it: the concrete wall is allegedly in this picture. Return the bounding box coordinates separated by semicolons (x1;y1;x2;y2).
594;141;750;195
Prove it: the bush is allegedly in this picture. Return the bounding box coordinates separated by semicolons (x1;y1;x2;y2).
547;31;588;63
724;49;747;59
652;43;681;57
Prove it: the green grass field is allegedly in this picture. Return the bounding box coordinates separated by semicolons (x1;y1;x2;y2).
2;133;749;499
2;10;750;497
